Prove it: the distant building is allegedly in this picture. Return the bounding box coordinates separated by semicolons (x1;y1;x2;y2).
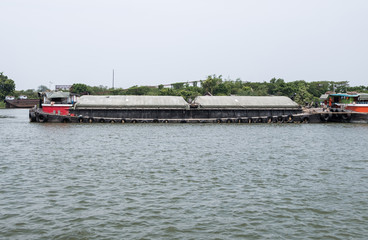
55;85;72;91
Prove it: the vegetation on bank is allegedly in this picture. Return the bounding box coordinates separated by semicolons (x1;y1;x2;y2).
70;75;368;105
2;71;368;107
0;72;16;101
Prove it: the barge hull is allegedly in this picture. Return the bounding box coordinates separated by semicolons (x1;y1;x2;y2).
70;108;301;122
29;107;368;124
28;95;368;124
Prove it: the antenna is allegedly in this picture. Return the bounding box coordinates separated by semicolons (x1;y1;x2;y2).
112;69;115;89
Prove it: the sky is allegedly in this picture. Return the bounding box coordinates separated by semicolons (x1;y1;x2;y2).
1;0;368;90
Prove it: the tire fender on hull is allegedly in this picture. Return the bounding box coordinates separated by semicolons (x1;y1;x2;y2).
38;114;48;123
61;118;71;123
341;113;351;122
320;114;329;122
287;115;294;123
301;116;310;123
29;112;36;122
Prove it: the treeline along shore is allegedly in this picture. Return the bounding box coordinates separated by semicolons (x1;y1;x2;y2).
67;75;368;106
2;72;368;107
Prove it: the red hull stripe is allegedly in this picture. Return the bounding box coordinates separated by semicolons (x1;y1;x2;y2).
42;105;71;115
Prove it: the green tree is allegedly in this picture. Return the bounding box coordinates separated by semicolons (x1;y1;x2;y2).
37;85;50;92
14;89;38;99
159;88;178;96
307;81;330;98
292;81;313;105
172;82;185;90
70;83;91;95
109;88;127;95
268;78;294;96
214;83;231;95
90;85;109;95
229;79;243;94
347;85;368;93
126;86;151;95
201;75;223;95
333;81;349;93
0;73;16;100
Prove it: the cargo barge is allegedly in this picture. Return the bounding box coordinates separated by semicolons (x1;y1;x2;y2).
29;92;368;124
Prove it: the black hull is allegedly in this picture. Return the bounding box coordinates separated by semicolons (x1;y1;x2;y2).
71;108;301;121
29;107;368;124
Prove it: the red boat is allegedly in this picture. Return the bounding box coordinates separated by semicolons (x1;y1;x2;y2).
38;92;76;116
321;93;368;113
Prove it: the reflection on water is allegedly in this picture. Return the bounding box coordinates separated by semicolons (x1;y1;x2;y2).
1;109;368;239
0;115;15;118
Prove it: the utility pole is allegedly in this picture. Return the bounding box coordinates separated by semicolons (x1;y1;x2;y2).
112;69;115;89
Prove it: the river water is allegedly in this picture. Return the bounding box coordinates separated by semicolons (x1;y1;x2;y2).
1;109;367;239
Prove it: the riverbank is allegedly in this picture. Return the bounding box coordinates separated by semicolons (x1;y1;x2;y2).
0;101;5;109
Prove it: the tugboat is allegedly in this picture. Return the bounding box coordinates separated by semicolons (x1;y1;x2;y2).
318;92;368;123
29;92;77;123
321;93;368;113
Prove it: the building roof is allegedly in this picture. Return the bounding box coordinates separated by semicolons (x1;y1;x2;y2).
193;96;299;109
320;94;329;100
321;93;368;100
74;95;189;109
329;93;359;97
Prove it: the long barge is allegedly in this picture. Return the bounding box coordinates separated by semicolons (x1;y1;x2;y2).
29;93;368;124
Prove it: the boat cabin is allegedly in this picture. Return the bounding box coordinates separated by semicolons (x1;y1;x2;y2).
39;92;77;115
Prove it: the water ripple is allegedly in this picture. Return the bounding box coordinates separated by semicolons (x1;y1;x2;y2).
1;109;368;239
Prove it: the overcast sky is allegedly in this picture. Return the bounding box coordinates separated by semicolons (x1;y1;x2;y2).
1;0;367;90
